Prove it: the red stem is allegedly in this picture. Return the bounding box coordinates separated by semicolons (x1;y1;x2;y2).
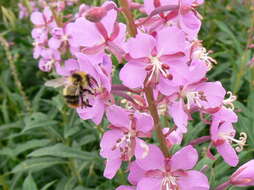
189;136;211;146
215;181;231;190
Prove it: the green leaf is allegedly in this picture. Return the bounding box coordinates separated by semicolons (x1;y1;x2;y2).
41;180;57;190
28;143;97;161
12;157;66;173
22;174;38;190
23;112;58;132
0;139;51;158
214;20;242;55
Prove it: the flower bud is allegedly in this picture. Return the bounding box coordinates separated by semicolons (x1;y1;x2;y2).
85;7;107;22
230;160;254;186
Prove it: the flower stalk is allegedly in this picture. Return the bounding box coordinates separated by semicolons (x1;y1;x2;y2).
118;0;137;37
144;87;170;157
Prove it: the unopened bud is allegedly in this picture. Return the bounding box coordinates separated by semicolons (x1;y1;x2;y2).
85;7;107;22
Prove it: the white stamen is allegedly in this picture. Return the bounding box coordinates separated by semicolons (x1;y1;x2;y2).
161;175;178;190
192;47;217;70
147;56;168;83
185;91;203;109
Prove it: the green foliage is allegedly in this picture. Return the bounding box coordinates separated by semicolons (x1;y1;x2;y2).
0;0;254;189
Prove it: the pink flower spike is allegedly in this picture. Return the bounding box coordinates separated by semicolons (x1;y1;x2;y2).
230;160;254;186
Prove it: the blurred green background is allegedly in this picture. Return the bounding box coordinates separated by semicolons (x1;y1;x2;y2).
0;0;254;189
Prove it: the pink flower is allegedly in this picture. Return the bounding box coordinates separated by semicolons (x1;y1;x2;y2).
130;145;209;190
71;2;126;59
100;105;153;179
48;23;77;50
210;120;247;167
120;27;186;94
30;7;56;29
230;160;254;186
143;0;203;38
39;49;61;72
168;61;225;133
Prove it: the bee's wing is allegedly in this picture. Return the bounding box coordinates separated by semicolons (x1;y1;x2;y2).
45;77;67;88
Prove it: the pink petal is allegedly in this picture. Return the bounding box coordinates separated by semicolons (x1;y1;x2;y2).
120;62;146;89
177;170;209;190
48;38;62;49
116;186;136;190
196;81;226;109
106;105;130;129
218;122;235;137
100;129;122;159
43;7;53;23
137;177;161;190
91;98;105;124
231;160;254;186
76;53;100;82
213;107;238;123
128;161;146;185
135;112;153;134
186;60;208;84
127;33;155;58
156;26;186;56
168;100;188;133
135;138;150;160
30;12;44;25
103;158;122;179
55;59;79;76
100;2;117;35
157;77;177;96
72;18;103;47
136;144;165;171
216;142;239;167
171;145;198;171
179;11;201;39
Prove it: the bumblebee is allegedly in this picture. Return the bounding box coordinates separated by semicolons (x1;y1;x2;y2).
45;72;96;108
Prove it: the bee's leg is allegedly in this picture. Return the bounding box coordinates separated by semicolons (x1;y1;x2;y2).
84;99;92;107
83;88;94;95
80;90;84;109
87;76;98;89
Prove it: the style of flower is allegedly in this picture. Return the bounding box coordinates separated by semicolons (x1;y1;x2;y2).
129;145;209;190
230;160;254;186
120;26;186;95
100;105;153;179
